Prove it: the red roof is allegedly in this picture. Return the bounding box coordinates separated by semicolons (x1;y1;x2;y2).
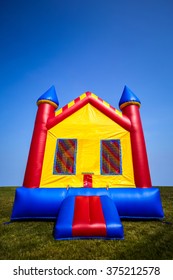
47;91;131;131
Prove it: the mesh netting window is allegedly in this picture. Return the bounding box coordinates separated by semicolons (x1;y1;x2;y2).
101;140;121;175
54;139;77;174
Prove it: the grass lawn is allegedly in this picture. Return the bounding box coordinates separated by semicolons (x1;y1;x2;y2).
0;187;173;260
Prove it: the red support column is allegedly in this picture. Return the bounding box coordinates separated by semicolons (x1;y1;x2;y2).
23;102;56;188
122;104;152;188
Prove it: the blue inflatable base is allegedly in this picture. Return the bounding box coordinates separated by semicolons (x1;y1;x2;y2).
11;187;164;221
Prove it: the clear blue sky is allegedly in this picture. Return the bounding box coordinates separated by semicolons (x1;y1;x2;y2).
0;0;173;186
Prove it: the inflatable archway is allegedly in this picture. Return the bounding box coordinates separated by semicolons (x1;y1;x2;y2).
11;86;164;239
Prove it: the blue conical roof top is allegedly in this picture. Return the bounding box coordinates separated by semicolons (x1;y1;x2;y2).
37;86;59;107
119;86;141;109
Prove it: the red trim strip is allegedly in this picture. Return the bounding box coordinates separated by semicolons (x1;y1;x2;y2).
47;96;89;129
72;196;106;237
47;94;131;131
89;96;131;130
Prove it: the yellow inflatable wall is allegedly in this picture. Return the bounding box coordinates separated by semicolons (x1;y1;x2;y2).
40;99;135;188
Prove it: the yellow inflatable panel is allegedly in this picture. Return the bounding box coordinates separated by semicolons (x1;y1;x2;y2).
40;103;135;188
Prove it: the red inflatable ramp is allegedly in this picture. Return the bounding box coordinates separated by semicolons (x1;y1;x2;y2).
72;196;106;237
54;195;124;240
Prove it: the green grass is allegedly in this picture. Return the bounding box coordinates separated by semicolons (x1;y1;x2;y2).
0;187;173;260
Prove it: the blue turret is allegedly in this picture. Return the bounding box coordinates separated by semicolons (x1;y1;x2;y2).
37;85;59;108
119;86;141;110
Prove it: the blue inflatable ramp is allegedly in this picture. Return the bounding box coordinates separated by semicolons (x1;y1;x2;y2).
54;195;124;240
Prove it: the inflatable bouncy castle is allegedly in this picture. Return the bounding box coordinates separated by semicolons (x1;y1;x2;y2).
11;86;164;239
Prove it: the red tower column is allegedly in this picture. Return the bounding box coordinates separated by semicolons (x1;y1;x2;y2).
119;86;152;188
23;86;59;188
122;104;152;188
